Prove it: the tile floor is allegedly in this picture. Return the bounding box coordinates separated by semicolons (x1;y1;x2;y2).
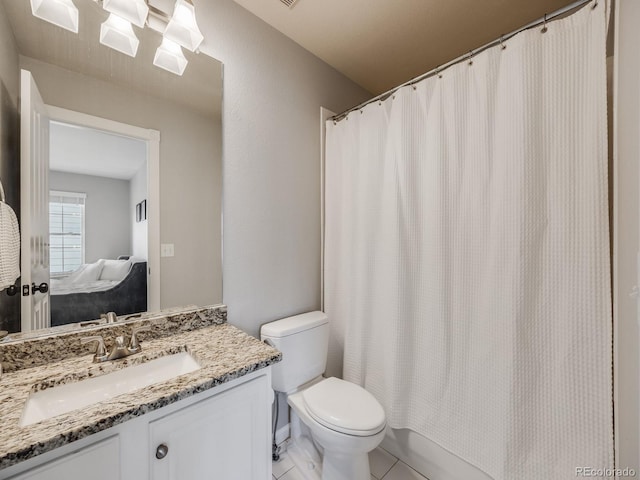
272;446;429;480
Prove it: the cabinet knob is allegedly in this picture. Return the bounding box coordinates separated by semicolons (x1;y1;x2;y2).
155;444;169;460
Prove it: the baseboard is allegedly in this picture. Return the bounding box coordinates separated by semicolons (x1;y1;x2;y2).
381;428;492;480
275;423;290;447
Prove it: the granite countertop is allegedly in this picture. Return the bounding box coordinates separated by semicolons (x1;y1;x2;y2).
0;321;281;470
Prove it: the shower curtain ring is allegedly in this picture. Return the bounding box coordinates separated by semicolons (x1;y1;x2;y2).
541;14;548;33
500;35;507;50
468;51;474;66
591;0;598;9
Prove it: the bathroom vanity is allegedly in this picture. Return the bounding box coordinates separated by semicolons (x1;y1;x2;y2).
0;305;281;480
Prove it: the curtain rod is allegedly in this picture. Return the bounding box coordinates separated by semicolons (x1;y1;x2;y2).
330;0;595;123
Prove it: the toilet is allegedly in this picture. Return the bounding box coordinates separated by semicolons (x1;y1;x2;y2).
261;311;386;480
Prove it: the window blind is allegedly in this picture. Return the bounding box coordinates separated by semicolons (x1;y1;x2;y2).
50;190;86;275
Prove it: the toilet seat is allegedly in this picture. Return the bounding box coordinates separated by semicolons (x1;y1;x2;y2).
302;377;386;436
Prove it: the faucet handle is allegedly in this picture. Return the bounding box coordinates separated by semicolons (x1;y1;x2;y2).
81;336;108;363
100;312;118;324
128;325;151;353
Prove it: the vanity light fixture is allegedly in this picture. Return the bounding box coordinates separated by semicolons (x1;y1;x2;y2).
30;0;79;33
30;0;206;74
153;37;188;76
103;0;149;28
163;0;204;52
100;13;140;58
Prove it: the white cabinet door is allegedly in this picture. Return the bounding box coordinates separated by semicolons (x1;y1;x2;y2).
10;436;119;480
149;375;271;480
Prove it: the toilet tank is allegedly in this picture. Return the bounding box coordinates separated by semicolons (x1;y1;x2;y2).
260;311;329;393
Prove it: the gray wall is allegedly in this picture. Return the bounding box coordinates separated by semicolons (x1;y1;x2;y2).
196;0;371;337
0;0;20;333
49;171;131;263
21;56;223;311
130;165;147;260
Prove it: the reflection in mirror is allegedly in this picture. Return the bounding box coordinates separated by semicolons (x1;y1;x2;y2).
47;120;149;328
0;0;222;335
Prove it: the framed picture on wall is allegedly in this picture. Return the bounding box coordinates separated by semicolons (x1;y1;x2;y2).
142;199;147;221
136;202;142;223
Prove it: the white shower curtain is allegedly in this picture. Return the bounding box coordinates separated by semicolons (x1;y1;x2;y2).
324;4;612;479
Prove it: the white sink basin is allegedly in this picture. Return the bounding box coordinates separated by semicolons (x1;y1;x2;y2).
20;352;201;427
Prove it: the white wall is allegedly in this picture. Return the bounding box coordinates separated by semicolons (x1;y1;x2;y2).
613;0;640;470
195;0;371;336
130;164;148;260
49;171;131;263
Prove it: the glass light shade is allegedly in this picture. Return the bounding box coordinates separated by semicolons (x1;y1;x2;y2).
100;13;140;58
30;0;79;33
153;37;188;76
164;0;204;52
103;0;149;28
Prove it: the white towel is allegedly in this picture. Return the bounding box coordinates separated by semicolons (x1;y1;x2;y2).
0;200;20;291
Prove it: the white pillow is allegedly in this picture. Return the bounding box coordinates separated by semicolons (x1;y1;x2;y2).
99;259;132;282
71;261;104;284
64;264;87;283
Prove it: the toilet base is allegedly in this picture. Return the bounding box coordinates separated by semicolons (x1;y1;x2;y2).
287;406;376;480
322;450;371;480
286;411;322;479
285;433;373;480
285;440;321;480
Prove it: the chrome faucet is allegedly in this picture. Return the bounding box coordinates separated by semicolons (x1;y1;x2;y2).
81;325;151;363
80;336;108;363
106;335;131;361
100;312;118;324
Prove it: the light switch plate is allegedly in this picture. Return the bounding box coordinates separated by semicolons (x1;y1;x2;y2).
161;244;175;257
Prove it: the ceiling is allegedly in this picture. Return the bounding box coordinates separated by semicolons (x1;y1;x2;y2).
232;0;578;94
50;122;147;180
1;0;222;119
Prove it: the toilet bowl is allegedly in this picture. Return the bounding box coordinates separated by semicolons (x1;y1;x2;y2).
288;377;386;480
261;312;387;480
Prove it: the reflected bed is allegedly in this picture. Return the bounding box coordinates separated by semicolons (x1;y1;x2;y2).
50;260;147;326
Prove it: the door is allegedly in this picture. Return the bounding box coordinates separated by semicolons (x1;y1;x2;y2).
20;69;50;332
149;375;271;480
8;436;120;480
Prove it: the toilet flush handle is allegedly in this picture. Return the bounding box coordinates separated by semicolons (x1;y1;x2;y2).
263;338;276;348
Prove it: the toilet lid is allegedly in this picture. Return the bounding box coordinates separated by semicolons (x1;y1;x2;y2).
302;377;386;436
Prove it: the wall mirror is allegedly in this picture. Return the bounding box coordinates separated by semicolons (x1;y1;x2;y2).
0;0;222;337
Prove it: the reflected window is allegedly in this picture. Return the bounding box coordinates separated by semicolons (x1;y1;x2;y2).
49;191;86;275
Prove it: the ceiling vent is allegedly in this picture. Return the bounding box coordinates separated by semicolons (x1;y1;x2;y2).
279;0;300;8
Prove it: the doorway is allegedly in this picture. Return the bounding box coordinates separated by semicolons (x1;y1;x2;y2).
48;120;148;325
46;106;160;321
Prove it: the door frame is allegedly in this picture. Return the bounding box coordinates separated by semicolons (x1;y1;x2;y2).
46;106;161;312
613;0;640;469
